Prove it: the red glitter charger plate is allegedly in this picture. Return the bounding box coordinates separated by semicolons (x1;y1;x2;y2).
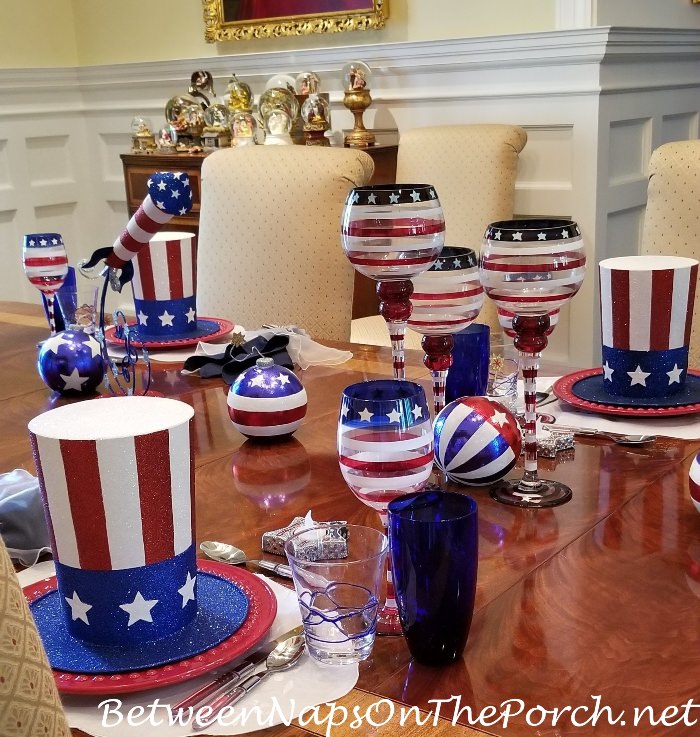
553;368;700;418
23;560;277;696
104;317;235;350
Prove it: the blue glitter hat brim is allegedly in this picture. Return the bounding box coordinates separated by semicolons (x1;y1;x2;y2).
571;372;700;408
129;318;223;343
30;571;248;674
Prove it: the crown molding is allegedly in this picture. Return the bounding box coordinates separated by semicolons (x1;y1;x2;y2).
1;27;699;105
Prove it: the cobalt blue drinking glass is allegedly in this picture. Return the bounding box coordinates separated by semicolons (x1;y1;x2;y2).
387;490;478;665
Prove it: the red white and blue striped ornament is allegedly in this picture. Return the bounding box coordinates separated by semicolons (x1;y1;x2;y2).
690;453;700;514
227;357;307;439
27;396;248;673
37;329;105;395
434;396;522;486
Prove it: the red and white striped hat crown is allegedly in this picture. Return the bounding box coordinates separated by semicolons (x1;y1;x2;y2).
28;397;196;647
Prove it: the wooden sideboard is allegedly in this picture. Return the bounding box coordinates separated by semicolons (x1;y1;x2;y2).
120;134;397;320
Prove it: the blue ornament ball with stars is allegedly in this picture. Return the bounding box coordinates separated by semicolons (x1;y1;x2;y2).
37;330;105;395
434;396;522;486
227;357;307;440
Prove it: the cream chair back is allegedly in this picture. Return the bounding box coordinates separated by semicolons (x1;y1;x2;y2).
0;538;70;736
641;141;700;367
196;146;374;341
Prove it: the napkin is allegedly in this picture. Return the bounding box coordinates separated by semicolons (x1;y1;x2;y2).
182;334;293;383
0;469;51;566
17;563;359;737
181;327;353;375
532;378;700;441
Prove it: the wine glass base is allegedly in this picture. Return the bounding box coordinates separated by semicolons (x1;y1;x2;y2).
489;479;572;508
377;606;403;636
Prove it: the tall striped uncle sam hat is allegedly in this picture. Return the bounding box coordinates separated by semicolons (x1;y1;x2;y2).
599;256;698;400
132;231;199;339
130;229;229;343
28;396;248;673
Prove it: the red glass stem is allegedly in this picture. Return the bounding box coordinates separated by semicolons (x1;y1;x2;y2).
513;314;550;491
377;511;402;635
422;334;454;416
377;280;414;380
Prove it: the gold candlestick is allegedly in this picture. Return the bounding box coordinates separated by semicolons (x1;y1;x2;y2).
342;61;375;148
343;89;375;147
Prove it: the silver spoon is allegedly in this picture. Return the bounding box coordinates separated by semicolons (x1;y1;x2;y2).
200;540;293;578
543;424;656;445
193;634;305;731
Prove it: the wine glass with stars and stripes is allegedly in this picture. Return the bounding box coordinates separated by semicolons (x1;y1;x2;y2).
341;185;444;379
338;379;433;635
479;219;586;508
23;233;69;336
408;246;484;416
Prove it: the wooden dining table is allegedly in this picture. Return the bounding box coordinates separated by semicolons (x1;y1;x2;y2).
2;301;700;737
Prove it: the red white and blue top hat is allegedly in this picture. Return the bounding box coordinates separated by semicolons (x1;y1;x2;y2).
131;230;228;342
597;256;698;403
28;396;248;673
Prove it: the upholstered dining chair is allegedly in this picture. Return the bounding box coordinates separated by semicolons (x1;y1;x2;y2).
350;123;528;348
0;536;70;737
196;145;374;342
641;140;700;367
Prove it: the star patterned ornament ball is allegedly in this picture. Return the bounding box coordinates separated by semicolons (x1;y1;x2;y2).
690;453;700;514
227;357;307;440
37;330;105;395
434;396;523;485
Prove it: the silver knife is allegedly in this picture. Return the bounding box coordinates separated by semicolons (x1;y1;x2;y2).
170;624;304;714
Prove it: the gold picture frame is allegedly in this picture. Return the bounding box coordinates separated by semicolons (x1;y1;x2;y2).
202;0;388;42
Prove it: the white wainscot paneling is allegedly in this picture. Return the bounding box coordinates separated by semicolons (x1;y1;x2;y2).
32;202;81;269
25;134;79;208
661;112;700;146
0;138;17;215
97;130;133;198
607;206;646;260
514;125;574;218
608;118;651;185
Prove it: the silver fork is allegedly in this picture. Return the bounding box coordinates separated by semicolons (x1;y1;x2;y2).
542;424;656;445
